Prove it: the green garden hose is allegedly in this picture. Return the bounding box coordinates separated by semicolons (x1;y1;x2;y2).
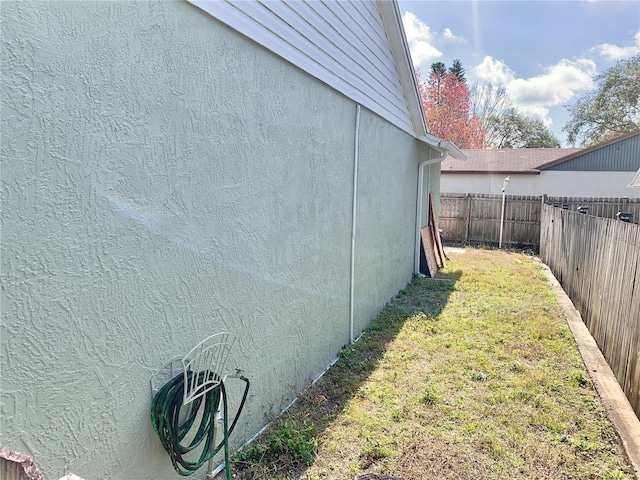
151;371;250;479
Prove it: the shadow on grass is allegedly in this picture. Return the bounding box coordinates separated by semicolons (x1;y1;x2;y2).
232;269;462;479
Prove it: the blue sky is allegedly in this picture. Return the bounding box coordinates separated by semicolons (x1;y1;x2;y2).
398;0;640;146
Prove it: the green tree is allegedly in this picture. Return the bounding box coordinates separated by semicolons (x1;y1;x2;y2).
490;110;560;148
429;62;447;105
449;59;466;83
563;55;640;146
430;62;446;80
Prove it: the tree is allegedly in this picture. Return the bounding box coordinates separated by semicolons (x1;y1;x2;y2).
430;62;446;80
419;64;485;148
471;82;560;148
563;55;640;146
449;59;466;83
429;62;447;105
471;83;512;147
489;110;560;148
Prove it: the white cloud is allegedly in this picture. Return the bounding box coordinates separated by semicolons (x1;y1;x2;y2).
517;105;553;128
474;56;515;85
593;31;640;60
474;56;596;126
443;28;464;42
507;59;596;106
402;12;443;67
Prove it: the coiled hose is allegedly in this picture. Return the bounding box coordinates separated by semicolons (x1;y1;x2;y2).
151;371;250;479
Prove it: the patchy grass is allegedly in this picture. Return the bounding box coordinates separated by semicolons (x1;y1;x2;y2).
231;248;633;480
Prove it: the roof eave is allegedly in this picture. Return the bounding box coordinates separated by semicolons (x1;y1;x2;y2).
377;0;428;139
377;1;466;162
417;135;467;161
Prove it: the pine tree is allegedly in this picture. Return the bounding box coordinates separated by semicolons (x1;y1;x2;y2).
449;59;466;83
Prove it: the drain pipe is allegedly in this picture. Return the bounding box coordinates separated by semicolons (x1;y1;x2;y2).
414;152;448;275
349;104;361;344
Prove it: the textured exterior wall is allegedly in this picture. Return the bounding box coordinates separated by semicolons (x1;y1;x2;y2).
441;172;640;197
352;110;420;333
189;0;417;136
1;1;427;479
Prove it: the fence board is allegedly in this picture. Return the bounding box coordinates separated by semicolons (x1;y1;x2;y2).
420;227;438;278
540;204;640;417
429;193;446;268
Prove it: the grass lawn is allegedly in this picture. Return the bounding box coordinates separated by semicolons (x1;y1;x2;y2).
231;248;634;479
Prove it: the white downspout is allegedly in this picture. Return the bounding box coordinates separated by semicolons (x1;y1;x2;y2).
414;152;448;275
349;104;361;344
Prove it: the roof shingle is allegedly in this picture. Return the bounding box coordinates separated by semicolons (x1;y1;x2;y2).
442;148;582;174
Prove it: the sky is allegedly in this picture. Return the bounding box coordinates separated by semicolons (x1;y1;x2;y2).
398;0;640;146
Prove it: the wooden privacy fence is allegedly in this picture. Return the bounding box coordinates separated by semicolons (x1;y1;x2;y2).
540;204;640;416
543;196;640;222
440;193;543;247
440;193;640;248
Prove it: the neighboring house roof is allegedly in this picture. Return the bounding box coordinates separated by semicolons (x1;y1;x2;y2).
442;148;581;174
442;129;640;175
187;0;465;160
537;129;640;171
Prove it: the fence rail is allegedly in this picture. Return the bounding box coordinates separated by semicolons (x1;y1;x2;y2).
540;205;640;416
440;193;640;248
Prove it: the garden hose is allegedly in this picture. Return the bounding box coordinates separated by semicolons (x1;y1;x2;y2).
151;370;250;478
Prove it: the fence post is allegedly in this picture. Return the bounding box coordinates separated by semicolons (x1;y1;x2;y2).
465;194;471;243
622;197;629;213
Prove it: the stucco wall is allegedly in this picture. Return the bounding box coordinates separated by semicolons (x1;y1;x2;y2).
1;1;427;478
352;110;420;334
442;172;640;197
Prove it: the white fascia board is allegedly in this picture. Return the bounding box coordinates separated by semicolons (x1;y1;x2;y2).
629;168;640;188
376;0;428;138
417;135;467;161
437;139;466;161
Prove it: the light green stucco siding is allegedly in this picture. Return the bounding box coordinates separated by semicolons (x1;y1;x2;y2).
1;1;438;478
353;110;420;333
